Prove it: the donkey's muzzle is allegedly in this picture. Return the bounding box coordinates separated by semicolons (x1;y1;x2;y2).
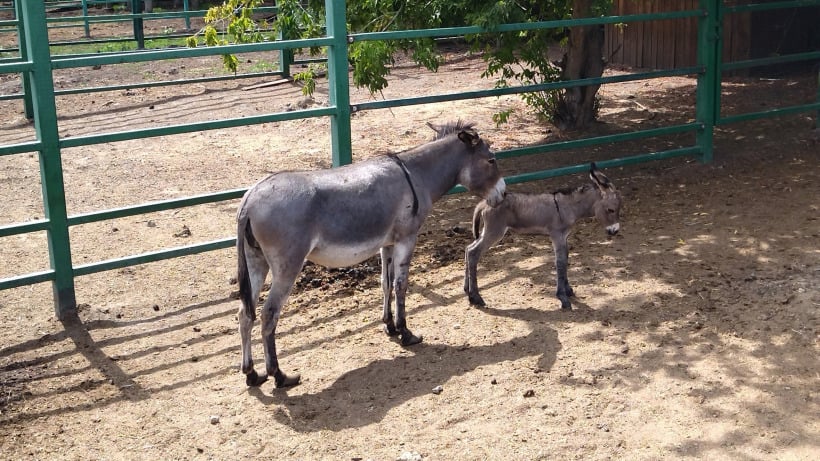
606;223;620;235
485;178;507;207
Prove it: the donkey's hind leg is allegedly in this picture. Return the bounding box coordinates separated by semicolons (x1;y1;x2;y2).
551;232;573;310
240;243;270;387
258;245;306;388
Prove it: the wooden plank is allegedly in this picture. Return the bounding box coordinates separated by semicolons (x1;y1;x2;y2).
242;78;293;91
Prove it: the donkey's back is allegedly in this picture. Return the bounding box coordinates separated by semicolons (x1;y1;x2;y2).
242;160;411;269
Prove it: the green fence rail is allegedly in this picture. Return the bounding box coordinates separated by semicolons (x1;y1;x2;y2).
1;0;819;319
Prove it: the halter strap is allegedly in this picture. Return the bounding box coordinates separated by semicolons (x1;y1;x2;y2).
387;154;419;216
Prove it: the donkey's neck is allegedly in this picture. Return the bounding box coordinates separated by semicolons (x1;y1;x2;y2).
400;137;463;203
555;185;599;225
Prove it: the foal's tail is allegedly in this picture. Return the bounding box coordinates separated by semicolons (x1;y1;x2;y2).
236;205;257;322
472;202;485;239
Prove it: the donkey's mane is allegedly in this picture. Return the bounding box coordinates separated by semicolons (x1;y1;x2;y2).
553;183;593;196
431;120;476;140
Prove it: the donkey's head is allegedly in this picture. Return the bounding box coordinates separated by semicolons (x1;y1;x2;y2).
427;121;506;207
589;163;622;235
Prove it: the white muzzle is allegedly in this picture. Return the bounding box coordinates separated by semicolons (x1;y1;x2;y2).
485;178;506;207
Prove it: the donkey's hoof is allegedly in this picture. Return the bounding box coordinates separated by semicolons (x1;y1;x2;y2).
400;332;423;346
468;294;486;307
383;324;400;337
273;370;301;388
245;370;269;387
560;301;573;311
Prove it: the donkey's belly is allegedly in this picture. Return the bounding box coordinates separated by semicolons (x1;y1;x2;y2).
307;238;384;268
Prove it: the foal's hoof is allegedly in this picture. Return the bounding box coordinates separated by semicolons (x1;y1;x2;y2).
273;370;301;388
245;370;269;387
383;324;400;337
400;331;423;346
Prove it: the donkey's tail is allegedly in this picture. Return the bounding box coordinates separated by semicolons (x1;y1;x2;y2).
236;207;256;322
472;203;484;239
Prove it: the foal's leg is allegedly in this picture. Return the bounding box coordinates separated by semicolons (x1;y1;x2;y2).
380;246;398;336
239;242;270;387
464;220;507;307
392;238;422;346
551;231;573;310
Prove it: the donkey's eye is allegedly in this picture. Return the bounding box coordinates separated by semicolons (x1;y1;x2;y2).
607;208;615;213
488;158;496;164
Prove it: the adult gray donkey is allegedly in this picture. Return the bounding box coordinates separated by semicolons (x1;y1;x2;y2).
236;121;506;388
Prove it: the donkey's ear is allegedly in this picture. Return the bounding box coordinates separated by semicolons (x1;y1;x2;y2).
458;129;480;147
590;163;612;189
426;121;442;135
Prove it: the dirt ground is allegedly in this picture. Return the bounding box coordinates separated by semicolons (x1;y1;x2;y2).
1;14;819;461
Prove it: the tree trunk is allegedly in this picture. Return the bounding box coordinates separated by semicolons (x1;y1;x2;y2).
554;0;606;130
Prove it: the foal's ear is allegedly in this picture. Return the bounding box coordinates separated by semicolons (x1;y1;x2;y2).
457;129;481;147
589;162;612;189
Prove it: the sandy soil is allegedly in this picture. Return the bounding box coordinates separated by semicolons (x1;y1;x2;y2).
1;13;818;461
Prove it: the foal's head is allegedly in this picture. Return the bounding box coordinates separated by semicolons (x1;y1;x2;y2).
427;121;506;206
589;163;622;235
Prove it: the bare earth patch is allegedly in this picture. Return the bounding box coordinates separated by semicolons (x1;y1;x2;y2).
1;18;818;461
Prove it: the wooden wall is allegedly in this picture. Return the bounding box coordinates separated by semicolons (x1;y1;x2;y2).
603;0;751;70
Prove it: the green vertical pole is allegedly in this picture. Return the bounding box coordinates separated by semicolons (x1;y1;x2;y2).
16;0;34;120
277;30;292;78
20;0;77;319
82;0;90;38
325;0;352;167
695;0;721;163
183;0;191;30
131;0;145;49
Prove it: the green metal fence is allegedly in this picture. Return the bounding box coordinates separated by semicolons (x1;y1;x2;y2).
1;0;818;319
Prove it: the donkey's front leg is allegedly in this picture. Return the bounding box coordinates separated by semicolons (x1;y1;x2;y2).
464;222;506;307
551;233;573;310
392;240;422;346
464;239;486;307
380;246;399;337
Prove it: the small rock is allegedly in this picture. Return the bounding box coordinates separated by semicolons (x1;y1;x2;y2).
152;305;160;311
173;224;192;238
431;385;443;395
209;415;220;425
491;378;497;385
523;389;535;398
397;451;423;461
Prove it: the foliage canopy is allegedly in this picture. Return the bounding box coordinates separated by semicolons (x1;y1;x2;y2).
188;0;613;126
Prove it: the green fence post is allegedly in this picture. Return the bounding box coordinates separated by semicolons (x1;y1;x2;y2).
131;0;145;49
183;0;191;30
82;0;91;38
20;0;78;319
695;0;721;163
16;0;34;120
325;0;352;166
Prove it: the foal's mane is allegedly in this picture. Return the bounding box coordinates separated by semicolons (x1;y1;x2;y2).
431;120;476;140
553;183;593;196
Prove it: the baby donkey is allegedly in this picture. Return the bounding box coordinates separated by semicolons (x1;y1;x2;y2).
464;163;622;310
